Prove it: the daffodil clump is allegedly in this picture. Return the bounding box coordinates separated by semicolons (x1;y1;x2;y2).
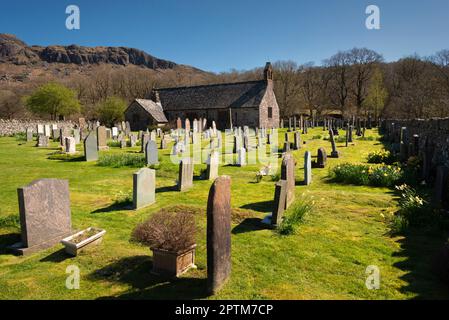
332;163;403;187
367;150;395;164
390;184;428;232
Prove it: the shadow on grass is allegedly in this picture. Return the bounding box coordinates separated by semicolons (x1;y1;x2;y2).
47;153;85;162
232;218;268;235
91;201;133;213
240;200;273;213
156;185;177;193
391;228;449;299
90;255;209;300
40;248;73;263
0;233;20;255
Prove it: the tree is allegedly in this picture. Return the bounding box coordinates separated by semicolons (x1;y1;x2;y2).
272;61;301;117
324;51;352;114
24;82;81;120
347;48;383;115
0;89;23;119
364;67;388;119
97;96;127;127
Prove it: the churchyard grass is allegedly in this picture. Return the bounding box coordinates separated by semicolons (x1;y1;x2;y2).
0;127;448;299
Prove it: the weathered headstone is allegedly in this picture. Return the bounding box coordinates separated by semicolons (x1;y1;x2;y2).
37;124;44;135
304;151;312;185
329;129;340;158
207;151;219;180
65;137;76;154
315;147;327;168
207;176;232;295
141;133;150;153
26;128;33;142
133;168;156;209
271;180;287;227
36;134;49;147
97;126;108;150
84;132;98;161
44;124;51;137
73;128;80;144
145;140;159;165
237;147;246;167
8;179;72;256
281;152;295;207
177;117;182;130
293;132;301;150
177;158;194;191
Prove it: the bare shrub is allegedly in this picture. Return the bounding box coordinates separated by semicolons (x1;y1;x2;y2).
131;209;196;252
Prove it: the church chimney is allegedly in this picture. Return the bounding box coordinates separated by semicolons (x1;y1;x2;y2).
151;90;161;104
264;62;273;81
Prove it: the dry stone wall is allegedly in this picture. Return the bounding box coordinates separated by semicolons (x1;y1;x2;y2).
0;119;75;136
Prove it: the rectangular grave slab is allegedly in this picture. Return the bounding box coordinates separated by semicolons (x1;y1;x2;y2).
8;179;72;256
178;158;194;191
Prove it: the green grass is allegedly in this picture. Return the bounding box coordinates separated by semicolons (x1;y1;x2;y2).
0;127;448;300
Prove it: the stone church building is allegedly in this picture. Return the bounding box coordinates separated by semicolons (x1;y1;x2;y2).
125;62;280;130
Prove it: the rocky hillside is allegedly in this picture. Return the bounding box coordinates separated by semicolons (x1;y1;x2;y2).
0;34;178;69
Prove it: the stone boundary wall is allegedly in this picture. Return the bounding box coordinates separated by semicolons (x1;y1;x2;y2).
0;119;76;136
381;118;449;182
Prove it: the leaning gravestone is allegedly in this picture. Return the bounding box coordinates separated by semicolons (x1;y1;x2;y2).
329;129;340;158
304;151;312;185
145;140;159;165
271;180;287;227
177;158;194;191
281;152;295;208
207;175;232;295
8;179;72;256
133;168;156;209
84;132;98;161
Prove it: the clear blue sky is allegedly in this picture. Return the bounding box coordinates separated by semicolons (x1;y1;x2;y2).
1;0;448;72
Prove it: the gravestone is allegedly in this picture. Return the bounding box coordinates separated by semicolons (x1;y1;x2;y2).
141;133;150;153
97;126;108;150
52;128;60;141
177;117;182;130
185;119;191;133
26;128;33;142
36;134;49;147
304;151;312;185
130;133;138;147
160;137;167;149
293;132;301;150
177;158;194;191
112;127;119;138
125;121;131;136
271;180;287;227
207;151;219;180
120;139;127;149
37;124;44;135
281;152;295;208
329;129;340;158
237;147;246;167
84;132;98;161
145;140;159;165
133;168;156;209
207;176;232;295
44;124;51;137
65;137;76;154
315;147;327;168
8;179;72;256
73;128;80;144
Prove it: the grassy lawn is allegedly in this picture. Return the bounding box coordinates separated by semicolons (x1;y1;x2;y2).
0;127;447;300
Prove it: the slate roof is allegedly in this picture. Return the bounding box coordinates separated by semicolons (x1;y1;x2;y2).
132;99;168;123
151;80;268;111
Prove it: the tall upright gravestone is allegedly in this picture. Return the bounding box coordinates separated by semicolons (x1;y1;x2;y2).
145;140;159;166
8;179;72;256
84;132;98;161
133;168;156;209
304;151;312;185
178;158;194;191
207;176;232;295
97;126;108;151
281;153;295;208
271;180;287;227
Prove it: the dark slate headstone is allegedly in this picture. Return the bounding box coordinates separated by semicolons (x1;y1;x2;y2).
8;179;72;256
271;180;287;227
293;132;301;150
316;147;327;168
133;168;156;209
207;176;232;295
145;140;159;165
329;129;340;158
84;132;98;162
